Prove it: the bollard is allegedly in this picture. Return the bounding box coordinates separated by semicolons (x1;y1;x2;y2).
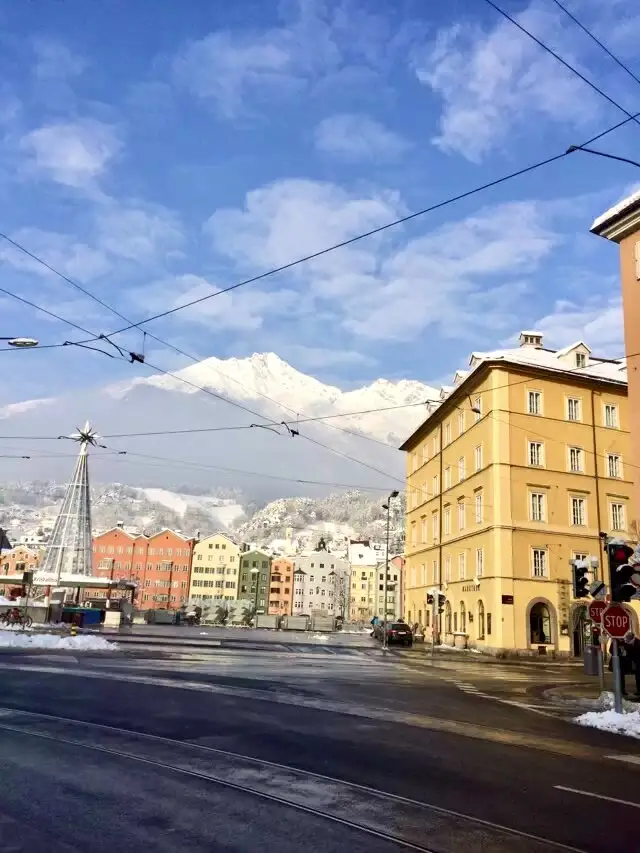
70;623;78;637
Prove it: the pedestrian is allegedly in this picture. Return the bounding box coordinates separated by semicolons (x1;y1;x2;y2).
608;639;632;696
628;636;640;699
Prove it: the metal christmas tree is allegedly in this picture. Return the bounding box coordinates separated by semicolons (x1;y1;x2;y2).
36;423;100;586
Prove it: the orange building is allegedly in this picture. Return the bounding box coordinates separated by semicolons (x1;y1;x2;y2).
0;546;44;595
139;529;196;610
268;557;294;615
87;526;144;605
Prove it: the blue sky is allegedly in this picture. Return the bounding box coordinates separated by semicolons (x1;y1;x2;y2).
0;0;638;404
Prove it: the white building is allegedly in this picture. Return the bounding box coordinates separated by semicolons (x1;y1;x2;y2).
291;546;350;617
374;555;405;621
348;539;381;620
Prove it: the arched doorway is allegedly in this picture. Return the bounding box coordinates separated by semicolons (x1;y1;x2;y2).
460;601;466;634
529;601;554;645
445;601;452;635
477;600;485;640
572;604;588;657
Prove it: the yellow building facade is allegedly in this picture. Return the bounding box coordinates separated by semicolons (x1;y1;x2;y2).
402;333;637;656
189;533;241;601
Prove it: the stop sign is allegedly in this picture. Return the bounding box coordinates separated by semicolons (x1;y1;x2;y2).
602;604;632;639
588;600;607;625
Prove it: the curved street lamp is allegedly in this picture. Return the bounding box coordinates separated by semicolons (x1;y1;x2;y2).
0;337;39;348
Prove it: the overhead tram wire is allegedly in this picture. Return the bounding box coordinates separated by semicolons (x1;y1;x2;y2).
549;0;640;89
0;282;407;484
482;0;640;129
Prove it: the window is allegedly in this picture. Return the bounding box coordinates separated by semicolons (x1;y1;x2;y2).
604;403;618;428
443;506;451;535
420;516;427;544
475;548;484;578
444;556;451;582
432;474;439;495
444;466;451;489
607;453;621;478
474;445;482;471
477;601;485;639
432;559;438;584
568;446;583;473
432;512;439;541
458;456;465;481
528;441;543;467
475;492;483;524
458;552;466;580
474;396;482;421
530;492;545;522
611;502;626;531
411;523;417;547
444;423;451;445
527;390;542;415
571;497;586;526
567;397;581;421
532;549;547;578
575;352;586;369
458;410;465;435
458;501;466;530
433;436;438;456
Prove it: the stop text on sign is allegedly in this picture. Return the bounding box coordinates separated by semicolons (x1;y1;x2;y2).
602;604;632;639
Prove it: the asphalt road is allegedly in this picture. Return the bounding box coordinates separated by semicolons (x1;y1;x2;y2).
0;636;637;852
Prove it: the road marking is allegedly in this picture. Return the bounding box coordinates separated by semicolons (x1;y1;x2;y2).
605;754;640;766
554;785;640;809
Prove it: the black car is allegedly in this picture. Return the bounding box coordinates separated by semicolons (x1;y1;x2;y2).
383;621;413;646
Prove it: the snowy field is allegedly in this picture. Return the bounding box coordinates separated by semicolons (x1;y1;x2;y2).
0;630;118;651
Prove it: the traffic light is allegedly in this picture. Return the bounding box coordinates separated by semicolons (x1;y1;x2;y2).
607;542;636;602
437;593;446;614
426;593;434;605
571;560;590;599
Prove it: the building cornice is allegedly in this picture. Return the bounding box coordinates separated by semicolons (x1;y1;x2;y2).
591;198;640;243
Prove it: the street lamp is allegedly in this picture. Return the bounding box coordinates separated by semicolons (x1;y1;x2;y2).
250;567;260;627
381;489;399;651
0;337;39;348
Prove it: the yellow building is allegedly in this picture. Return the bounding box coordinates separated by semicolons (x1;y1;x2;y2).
401;331;636;657
189;533;240;602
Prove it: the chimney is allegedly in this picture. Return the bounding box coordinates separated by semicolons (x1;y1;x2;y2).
116;521;124;529
518;331;543;348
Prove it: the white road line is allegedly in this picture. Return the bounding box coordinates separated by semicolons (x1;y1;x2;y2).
554;785;640;809
605;754;640;766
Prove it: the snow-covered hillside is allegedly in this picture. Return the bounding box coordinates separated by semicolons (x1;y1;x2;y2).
141;488;245;527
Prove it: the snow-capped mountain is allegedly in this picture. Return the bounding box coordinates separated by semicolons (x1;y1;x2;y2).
0;353;437;497
109;352;437;443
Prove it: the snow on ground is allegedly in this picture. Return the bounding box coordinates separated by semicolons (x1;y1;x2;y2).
141;488;245;526
436;644;482;654
576;708;640;739
0;632;118;651
312;633;329;642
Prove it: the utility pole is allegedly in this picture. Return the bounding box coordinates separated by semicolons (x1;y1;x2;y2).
382;490;399;651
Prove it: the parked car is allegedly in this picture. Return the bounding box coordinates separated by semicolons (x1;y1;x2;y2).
383;621;413;646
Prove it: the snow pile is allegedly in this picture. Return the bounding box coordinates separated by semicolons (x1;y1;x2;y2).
312;633;329;642
576;708;640;739
437;644;482;654
0;596;15;605
0;632;118;651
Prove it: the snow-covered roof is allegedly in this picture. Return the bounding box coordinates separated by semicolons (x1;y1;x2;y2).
400;335;626;450
591;188;640;232
555;340;591;357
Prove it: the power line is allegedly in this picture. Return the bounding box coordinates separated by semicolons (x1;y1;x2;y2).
549;0;640;90
483;0;640;129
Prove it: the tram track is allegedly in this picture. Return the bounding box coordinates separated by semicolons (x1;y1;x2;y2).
0;706;584;853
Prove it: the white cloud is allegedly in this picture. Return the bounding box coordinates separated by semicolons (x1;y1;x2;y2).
20;119;121;188
131;273;299;332
533;294;623;356
95;204;184;261
314;114;408;161
204;177;556;342
414;2;601;160
277;344;375;370
32;39;86;80
171;1;416;117
0;227;110;282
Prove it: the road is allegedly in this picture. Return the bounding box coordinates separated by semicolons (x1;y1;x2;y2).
0;630;637;852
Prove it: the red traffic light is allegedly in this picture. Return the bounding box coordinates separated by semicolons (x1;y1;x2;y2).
614;548;629;561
